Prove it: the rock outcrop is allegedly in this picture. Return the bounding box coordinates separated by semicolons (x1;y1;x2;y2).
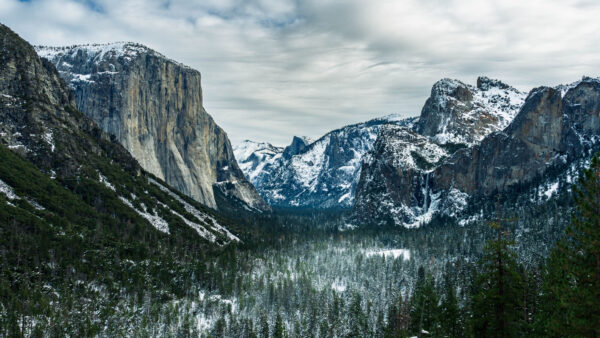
36;43;269;212
414;77;525;145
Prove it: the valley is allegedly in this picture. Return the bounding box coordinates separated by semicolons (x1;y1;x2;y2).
0;15;599;337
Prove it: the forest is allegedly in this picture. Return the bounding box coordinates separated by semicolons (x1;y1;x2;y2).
0;150;599;336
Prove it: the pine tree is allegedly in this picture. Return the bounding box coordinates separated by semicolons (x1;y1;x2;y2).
348;292;367;337
409;267;439;336
538;154;600;336
273;312;285;338
439;271;462;337
471;196;524;337
259;312;269;338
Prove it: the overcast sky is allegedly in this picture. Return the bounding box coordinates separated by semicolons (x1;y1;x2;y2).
2;0;599;146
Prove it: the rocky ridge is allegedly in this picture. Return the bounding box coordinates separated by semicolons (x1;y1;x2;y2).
236;77;525;211
414;76;526;145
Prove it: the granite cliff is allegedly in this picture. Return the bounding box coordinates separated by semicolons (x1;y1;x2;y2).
36;43;269;212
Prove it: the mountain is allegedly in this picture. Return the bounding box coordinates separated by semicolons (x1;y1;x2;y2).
354;76;600;227
35;42;269;213
234;115;417;209
414;76;526;145
0;24;244;244
236;77;525;211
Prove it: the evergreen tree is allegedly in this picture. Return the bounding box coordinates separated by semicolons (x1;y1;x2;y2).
348;292;367;337
409;267;439;336
538;154;600;336
439;271;462;337
471;197;524;337
259;312;270;338
273;312;285;338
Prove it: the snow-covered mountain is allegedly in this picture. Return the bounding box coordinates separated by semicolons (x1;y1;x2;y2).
0;25;240;245
234;115;417;209
236;76;526;211
354;76;600;227
414;76;526;145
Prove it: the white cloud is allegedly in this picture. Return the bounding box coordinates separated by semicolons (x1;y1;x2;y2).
2;0;600;146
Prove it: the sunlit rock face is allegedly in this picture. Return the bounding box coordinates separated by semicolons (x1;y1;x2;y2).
37;43;270;212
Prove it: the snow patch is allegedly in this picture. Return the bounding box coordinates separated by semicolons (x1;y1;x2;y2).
118;196;169;234
42;131;55;152
98;173;116;191
0;179;19;200
364;249;411;261
331;280;347;292
149;178;239;242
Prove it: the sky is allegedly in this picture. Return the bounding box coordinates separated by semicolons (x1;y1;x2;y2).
1;0;599;146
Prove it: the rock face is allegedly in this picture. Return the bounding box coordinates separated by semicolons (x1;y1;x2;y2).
414;77;525;145
234;115;417;209
354;77;600;227
0;23;240;244
35;43;269;212
234;140;284;184
353;126;458;227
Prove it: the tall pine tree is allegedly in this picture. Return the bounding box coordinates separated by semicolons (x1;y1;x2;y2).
409;266;440;336
471;196;525;337
439;270;463;337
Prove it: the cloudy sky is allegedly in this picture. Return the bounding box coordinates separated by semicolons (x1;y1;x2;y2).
2;0;599;146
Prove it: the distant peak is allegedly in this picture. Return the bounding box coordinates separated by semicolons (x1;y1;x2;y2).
476;76;510;91
291;135;313;145
282;136;312;159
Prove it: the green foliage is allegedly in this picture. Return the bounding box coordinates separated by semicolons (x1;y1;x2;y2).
409;266;440;336
439;270;463;337
537;153;600;336
470;213;525;337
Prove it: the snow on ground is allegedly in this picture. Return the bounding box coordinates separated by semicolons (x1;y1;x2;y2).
42;131;55;152
118;196;170;234
171;210;217;243
331;280;347;293
0;178;19;200
541;182;560;199
364;249;411;261
149;178;240;242
98;173;116;191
